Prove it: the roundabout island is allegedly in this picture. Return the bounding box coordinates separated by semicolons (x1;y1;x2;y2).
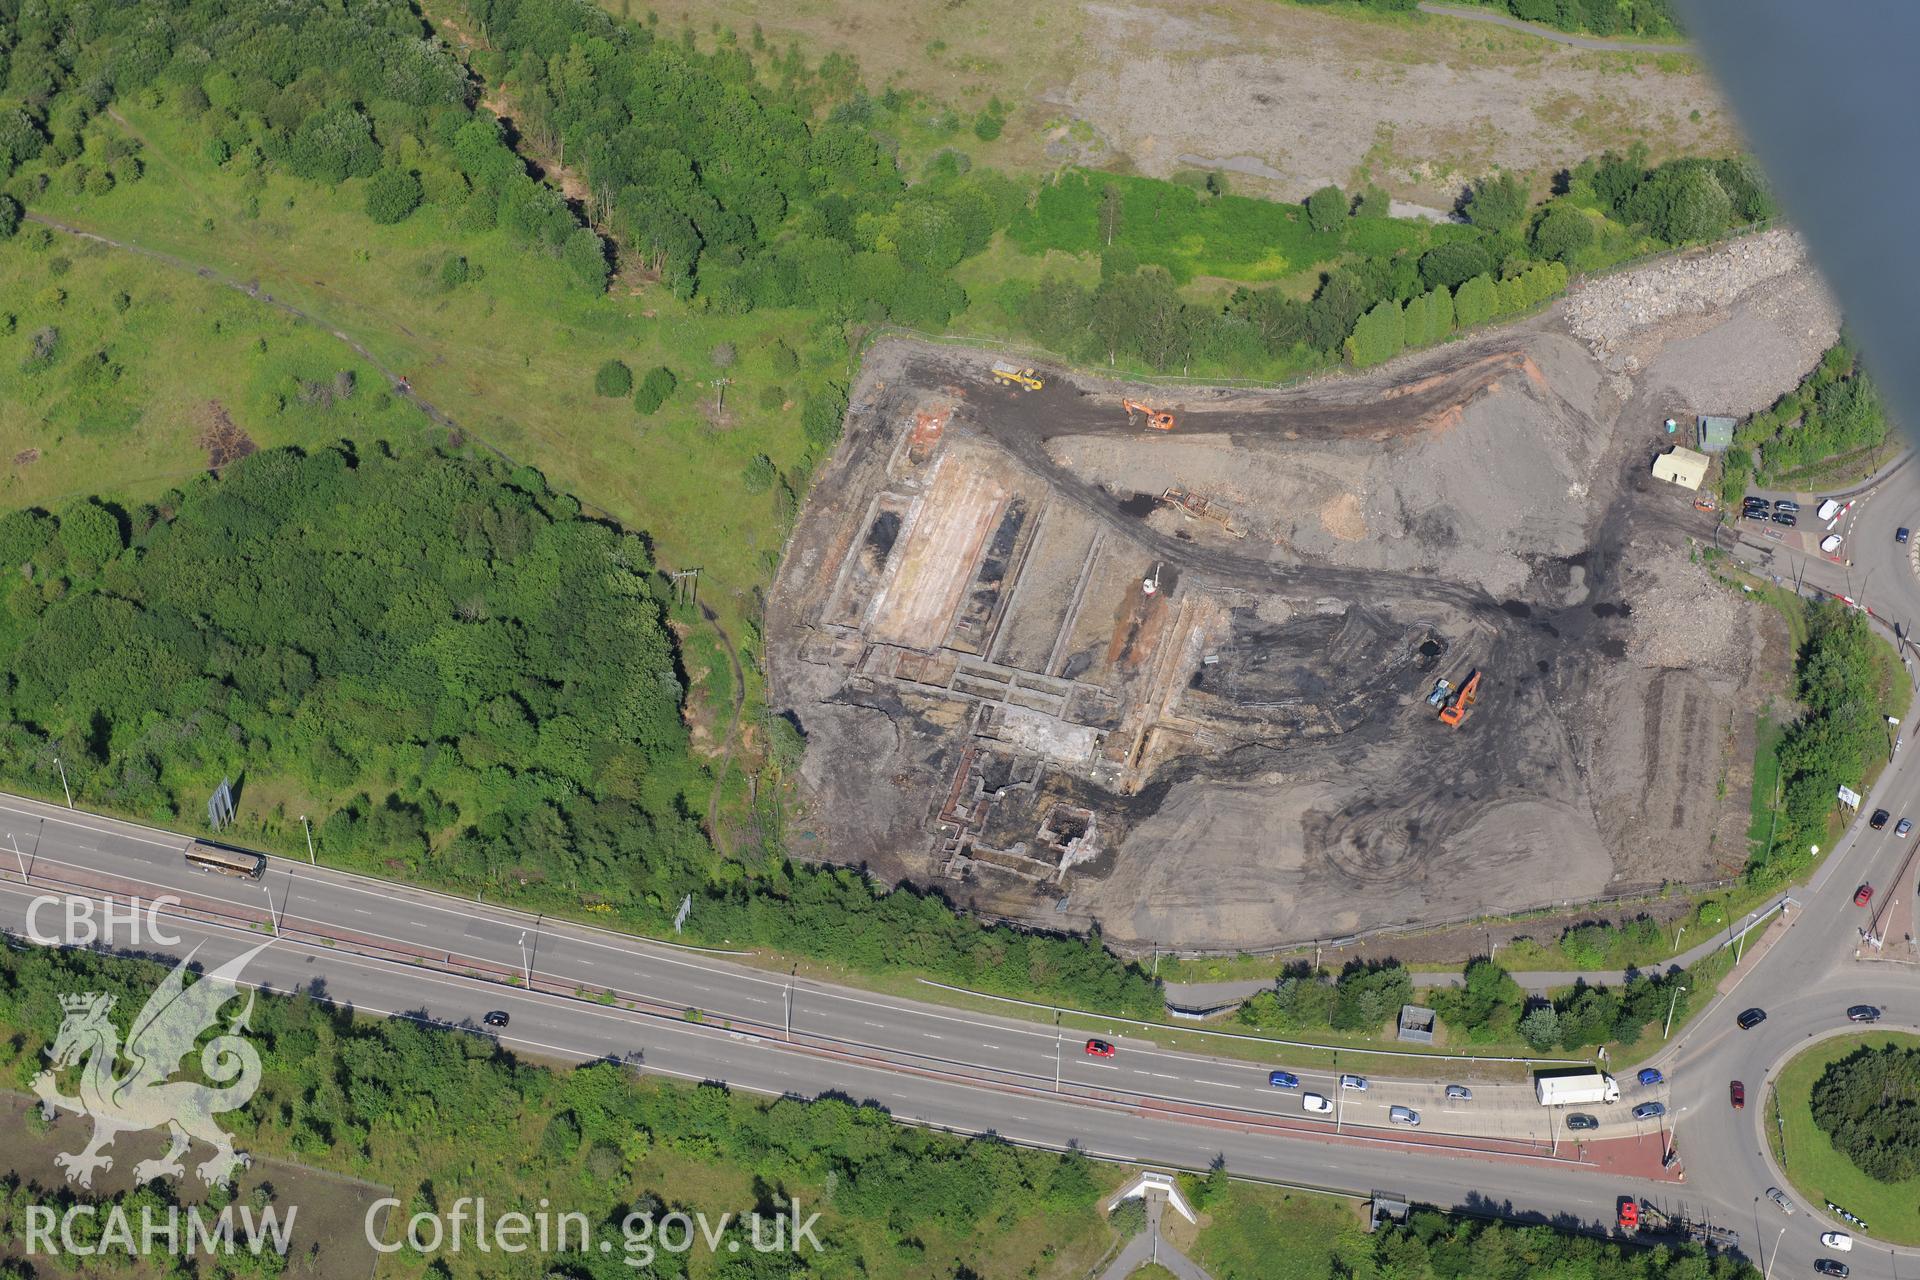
1768;1031;1920;1248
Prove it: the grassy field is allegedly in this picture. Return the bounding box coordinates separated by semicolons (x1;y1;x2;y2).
1770;1032;1920;1244
1747;712;1786;862
0;236;402;510
11;102;818;636
1189;1183;1373;1280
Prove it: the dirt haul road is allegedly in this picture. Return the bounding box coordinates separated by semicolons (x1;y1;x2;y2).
767;243;1830;952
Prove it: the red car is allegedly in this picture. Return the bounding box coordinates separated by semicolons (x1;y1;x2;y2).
1730;1080;1745;1110
1855;883;1874;907
1084;1038;1115;1058
1618;1198;1639;1231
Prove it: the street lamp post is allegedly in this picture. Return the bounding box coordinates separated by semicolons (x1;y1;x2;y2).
261;885;277;936
517;931;532;988
1673;924;1687;953
52;756;72;809
8;832;25;881
1664;986;1688;1040
1762;1223;1787;1280
300;814;315;865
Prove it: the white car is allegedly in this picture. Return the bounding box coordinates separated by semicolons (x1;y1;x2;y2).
1303;1093;1333;1114
1821;1232;1853;1252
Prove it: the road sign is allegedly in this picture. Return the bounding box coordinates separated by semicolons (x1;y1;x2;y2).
1838;785;1862;809
207;777;236;830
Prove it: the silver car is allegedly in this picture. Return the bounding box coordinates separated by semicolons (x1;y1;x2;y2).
1766;1186;1795;1215
1388;1105;1421;1127
1445;1084;1472;1101
1340;1074;1368;1091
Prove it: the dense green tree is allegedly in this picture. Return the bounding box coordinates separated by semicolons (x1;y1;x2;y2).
364;167;423;224
1418;240;1492;292
0;195;20;239
1464;171;1528;234
1305;271;1369;352
1345;298;1404;367
1530;204;1595;263
1812;1044;1920;1181
1453;273;1497;328
1306;184;1347;234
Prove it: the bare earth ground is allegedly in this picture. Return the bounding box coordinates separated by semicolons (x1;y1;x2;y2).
666;0;1736;205
768;233;1836;953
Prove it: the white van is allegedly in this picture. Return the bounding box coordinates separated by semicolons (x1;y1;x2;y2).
1817;498;1843;521
1303;1093;1333;1114
1821;533;1844;553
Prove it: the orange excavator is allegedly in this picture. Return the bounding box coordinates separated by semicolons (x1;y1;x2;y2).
1123;399;1177;431
1439;670;1481;727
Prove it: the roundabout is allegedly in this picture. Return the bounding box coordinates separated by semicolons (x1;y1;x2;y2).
1767;1031;1920;1247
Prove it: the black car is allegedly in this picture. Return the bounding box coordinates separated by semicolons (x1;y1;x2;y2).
482;1010;510;1027
1566;1113;1599;1131
1737;1007;1767;1030
1774;499;1801;513
1873;808;1891;830
1816;1262;1850;1278
1772;512;1797;527
1848;1005;1882;1023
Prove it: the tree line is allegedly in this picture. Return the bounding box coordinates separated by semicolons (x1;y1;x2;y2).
1748;603;1888;888
1007;142;1765;379
1717;339;1887;503
1238;953;1697;1053
0;940;1107;1279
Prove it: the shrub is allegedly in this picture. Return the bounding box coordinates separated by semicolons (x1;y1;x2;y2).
0;195;20;240
365;167;424;224
632;365;676;414
741;454;776;493
594;359;634;398
802;383;849;449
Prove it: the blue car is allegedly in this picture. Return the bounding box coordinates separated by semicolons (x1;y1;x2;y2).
1268;1070;1299;1089
1638;1068;1664;1086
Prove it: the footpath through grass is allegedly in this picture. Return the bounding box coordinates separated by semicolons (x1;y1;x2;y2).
1771;1031;1920;1244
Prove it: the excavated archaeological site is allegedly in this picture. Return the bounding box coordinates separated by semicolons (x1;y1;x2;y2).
768;234;1839;951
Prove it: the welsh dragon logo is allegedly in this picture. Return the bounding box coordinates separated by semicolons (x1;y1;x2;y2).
32;941;271;1189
